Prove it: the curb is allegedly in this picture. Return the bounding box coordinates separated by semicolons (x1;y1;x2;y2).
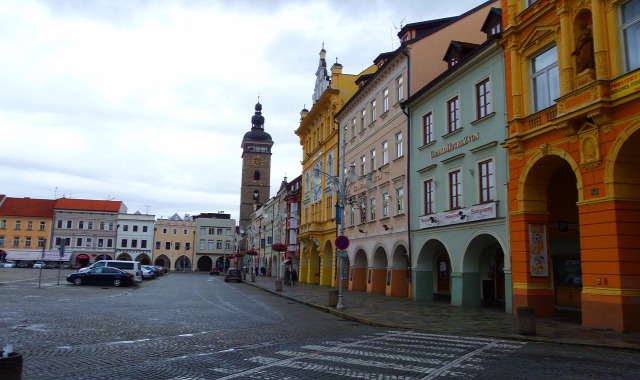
243;280;640;352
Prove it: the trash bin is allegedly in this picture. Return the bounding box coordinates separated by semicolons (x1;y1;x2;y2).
0;351;23;380
517;307;536;335
275;280;283;291
328;289;339;307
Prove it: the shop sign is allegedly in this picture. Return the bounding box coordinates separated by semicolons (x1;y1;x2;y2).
419;202;496;229
6;249;73;262
431;132;480;158
528;224;549;277
610;70;640;100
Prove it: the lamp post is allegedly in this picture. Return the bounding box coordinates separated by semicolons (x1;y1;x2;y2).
311;162;363;309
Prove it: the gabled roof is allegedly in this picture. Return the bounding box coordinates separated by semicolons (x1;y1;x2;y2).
443;41;481;62
0;197;56;218
54;198;124;212
480;7;502;34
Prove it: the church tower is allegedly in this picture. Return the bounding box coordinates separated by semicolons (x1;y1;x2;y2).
239;102;273;248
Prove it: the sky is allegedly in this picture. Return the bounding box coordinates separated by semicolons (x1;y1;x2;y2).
1;0;486;221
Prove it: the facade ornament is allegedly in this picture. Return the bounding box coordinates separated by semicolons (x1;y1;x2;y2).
540;143;551;156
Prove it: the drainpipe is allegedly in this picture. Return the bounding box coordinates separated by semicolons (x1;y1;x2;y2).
401;46;413;299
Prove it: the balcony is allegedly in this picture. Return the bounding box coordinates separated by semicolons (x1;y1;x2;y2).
526;105;557;131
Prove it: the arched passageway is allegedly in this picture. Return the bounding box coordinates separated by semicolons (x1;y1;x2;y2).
349;248;367;291
368;246;388;294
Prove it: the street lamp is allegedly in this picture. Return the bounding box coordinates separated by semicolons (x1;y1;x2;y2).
311;162;361;309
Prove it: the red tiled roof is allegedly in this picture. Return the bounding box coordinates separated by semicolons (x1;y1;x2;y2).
0;197;56;217
55;198;123;212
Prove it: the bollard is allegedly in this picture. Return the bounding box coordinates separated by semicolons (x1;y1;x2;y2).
328;289;339;307
517;307;536;335
0;351;23;380
275;280;283;291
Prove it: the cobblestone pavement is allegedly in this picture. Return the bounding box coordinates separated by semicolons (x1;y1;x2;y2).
1;269;639;379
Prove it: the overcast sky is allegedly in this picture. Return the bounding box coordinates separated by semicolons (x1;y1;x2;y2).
1;0;485;221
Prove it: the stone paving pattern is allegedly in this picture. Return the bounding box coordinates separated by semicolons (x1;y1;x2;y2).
245;274;640;350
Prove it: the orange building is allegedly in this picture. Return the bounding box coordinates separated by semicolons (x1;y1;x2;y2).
502;0;640;331
0;197;56;259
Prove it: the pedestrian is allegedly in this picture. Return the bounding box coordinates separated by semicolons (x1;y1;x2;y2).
260;266;266;277
284;267;291;286
291;268;298;286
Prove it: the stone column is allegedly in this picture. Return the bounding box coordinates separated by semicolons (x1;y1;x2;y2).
559;9;575;93
591;0;610;79
510;47;523;121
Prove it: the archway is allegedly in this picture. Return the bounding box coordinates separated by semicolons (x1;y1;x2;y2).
299;246;309;284
175;255;192;271
520;154;581;316
320;241;334;286
349;248;367;291
308;244;320;284
136;253;151;266
96;254;112;261
197;256;213;272
154;254;170;269
461;233;506;309
116;253;132;261
388;243;409;297
414;238;450;302
75;254;90;268
216;256;230;272
368;245;388;294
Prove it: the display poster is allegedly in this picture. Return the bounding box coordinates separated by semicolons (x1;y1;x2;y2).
528;224;549;277
419;202;497;229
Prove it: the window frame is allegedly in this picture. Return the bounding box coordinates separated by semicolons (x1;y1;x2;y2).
447;96;460;133
530;45;560;112
396;75;404;103
395;132;403;158
382;88;389;113
370;99;377;123
448;169;463;210
475;77;492;119
478;158;495;203
396;187;405;215
382;141;389;165
424;178;435;215
423;112;434;145
622;0;640;72
370;149;376;172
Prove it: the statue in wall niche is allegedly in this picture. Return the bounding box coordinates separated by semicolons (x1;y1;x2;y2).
573;20;595;73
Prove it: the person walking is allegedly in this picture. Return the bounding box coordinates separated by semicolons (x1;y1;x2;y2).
284;267;291;286
291;268;298;286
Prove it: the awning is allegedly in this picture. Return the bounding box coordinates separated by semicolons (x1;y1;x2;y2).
6;249;73;262
76;254;90;260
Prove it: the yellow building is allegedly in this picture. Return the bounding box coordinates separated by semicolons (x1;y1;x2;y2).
0;197;56;263
153;214;196;271
295;47;376;286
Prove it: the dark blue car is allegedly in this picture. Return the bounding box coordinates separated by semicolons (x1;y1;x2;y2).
67;267;134;287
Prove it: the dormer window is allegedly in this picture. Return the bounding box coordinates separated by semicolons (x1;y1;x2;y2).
481;8;503;40
449;56;459;68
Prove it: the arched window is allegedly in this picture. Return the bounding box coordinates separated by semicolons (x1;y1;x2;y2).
254;170;261;180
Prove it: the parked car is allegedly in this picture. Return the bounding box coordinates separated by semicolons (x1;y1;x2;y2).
154;266;165;275
78;260;142;283
224;268;242;283
141;267;155;280
33;262;45;269
210;268;220;275
141;265;158;279
46;263;61;269
66;267;134;287
18;261;33;268
3;262;16;268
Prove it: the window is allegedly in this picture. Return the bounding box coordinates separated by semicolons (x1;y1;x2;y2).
165;241;171;250
449;170;462;209
155;241;161;250
531;46;560;112
476;78;491;119
56;220;62;228
396;75;404;102
184;229;188;235
424;179;435;215
360;109;366;131
122;224;128;231
217;229;223;235
25;237;31;247
208;240;214;250
185;242;191;250
133;225;138;232
98;239;104;248
173;228;177;235
360;155;366;176
109;222;114;231
226;229;231;236
66;220;72;228
121;239;128;248
13;237;19;247
217;240;222;249
370;100;377;122
349;204;355;225
479;159;495;203
141;240;147;249
200;227;206;235
254;170;261;180
100;221;105;230
382;194;389;217
490;22;501;36
143;226;148;232
370;198;376;220
15;220;21;229
395;132;403;158
77;238;83;247
383;88;389;113
370;149;376;172
131;240;138;248
209;228;215;235
86;238;92;247
396;188;404;214
199;240;205;250
107;239;113;248
26;221;33;230
351;118;356;139
382;141;389;165
447;96;460;133
39;221;46;231
423;112;434;145
174;242;180;250
87;221;93;230
225;241;231;250
0;220;5;229
622;0;640;72
37;238;45;248
0;236;4;247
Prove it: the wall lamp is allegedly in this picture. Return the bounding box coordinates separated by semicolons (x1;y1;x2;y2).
358;229;367;234
383;224;391;231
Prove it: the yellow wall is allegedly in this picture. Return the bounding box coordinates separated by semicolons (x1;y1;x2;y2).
0;216;52;250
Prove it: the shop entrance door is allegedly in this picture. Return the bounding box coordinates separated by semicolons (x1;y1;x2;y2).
554;257;582;308
435;254;451;301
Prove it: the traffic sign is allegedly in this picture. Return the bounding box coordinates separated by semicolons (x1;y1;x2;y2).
335;235;349;250
336;250;348;258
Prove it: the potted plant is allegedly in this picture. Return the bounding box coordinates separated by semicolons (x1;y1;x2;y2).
245;249;258;256
271;243;287;252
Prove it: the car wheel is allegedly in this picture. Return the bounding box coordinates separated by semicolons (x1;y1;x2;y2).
113;279;122;287
73;278;82;286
